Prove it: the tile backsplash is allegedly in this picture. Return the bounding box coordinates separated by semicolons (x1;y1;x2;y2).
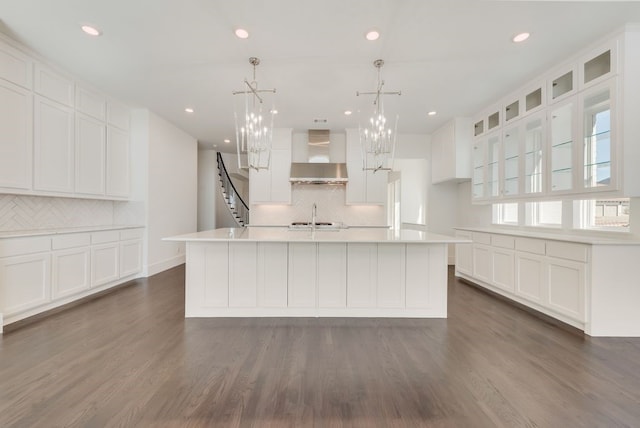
249;185;386;226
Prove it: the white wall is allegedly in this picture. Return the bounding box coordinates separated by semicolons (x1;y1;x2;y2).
198;149;217;231
146;112;198;275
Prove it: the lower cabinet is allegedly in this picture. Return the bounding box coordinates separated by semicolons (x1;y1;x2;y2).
229;242;257;307
347;243;377;308
515;253;545;304
91;243;119;287
472;244;492;283
257;242;288;308
318;243;347;308
288;243;317;308
454;231;473;275
546;258;585;321
377;244;405;308
119;239;142;278
492;248;515;292
0;253;51;315
52;247;90;299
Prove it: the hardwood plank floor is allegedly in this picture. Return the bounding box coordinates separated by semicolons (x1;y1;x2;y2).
1;265;640;427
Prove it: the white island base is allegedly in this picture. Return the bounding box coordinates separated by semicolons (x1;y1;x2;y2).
167;228;467;318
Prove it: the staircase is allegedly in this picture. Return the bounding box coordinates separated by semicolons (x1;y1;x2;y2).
217;152;249;227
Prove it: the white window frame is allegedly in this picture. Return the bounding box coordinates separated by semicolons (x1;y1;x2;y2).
526;201;562;228
492;203;519;226
574;198;630;232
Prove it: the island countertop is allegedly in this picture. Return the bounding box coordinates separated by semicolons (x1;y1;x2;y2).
165;227;468;244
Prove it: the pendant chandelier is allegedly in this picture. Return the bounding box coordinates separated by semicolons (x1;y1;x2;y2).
357;59;401;172
233;57;277;171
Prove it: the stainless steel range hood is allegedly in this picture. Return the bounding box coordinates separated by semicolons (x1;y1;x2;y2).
289;130;349;184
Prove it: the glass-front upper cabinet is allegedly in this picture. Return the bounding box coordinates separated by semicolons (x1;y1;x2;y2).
549;97;576;193
487;133;501;198
524;113;545;195
472;139;486;200
502;125;519;197
581;78;616;191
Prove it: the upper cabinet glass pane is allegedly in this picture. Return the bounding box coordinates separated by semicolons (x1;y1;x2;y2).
488;112;500;130
502;127;519;196
552;71;573;100
583;87;611;189
526;88;542;112
474;120;484;136
505;100;519;122
472;140;485;199
487;135;500;198
550;102;574;192
524;117;544;194
584;50;611;84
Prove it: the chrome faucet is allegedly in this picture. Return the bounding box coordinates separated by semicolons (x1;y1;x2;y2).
311;203;317;231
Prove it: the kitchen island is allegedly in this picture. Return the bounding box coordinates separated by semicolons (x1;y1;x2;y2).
166;227;468;318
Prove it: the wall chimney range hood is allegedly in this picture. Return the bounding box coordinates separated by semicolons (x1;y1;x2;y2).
289;129;348;184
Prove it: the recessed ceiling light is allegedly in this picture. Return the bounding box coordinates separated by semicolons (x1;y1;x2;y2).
235;28;249;39
428;111;437;116
81;25;102;36
224;139;231;143
344;110;352;116
185;107;194;113
213;144;218;148
512;32;530;43
270;109;278;115
365;30;380;41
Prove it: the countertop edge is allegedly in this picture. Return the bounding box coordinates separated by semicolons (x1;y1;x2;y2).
0;225;145;239
454;226;640;245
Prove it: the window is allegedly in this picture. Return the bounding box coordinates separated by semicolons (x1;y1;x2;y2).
526;201;562;228
493;203;519;225
575;198;630;231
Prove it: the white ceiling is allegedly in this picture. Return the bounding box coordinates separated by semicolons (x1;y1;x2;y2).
1;0;640;152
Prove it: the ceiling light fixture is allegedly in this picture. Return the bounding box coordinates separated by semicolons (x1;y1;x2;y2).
365;30;380;41
270;109;278;115
428;111;437;116
185;107;194;113
224;139;231;143
512;32;530;43
344;110;352;116
233;57;277;171
81;25;102;36
235;28;249;39
356;59;401;172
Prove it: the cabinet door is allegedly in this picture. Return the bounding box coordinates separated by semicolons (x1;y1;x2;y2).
580;78;616;192
471;138;486;200
515;253;545;304
33;64;74;107
269;149;291;203
106;126;130;198
366;169;388;204
76;86;106;121
455;232;473;276
52;247;90;299
318;243;347;308
502;124;519;197
0;80;32;189
91;243;119;287
0;253;51;316
492;248;515;292
0;41;33;88
229;242;257;307
523;113;545;195
548;97;577;194
347;243;377;307
406;244;431;308
472;244;492;284
33;96;75;193
119;239;142;278
377;244;405;308
249;167;271;204
257;242;288;307
546;258;585;322
486;133;501;198
76;113;106;195
288;243;317;308
345;129;366;204
107;101;130;131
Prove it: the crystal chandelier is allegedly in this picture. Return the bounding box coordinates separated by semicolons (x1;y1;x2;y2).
357;59;401;172
233;57;277;171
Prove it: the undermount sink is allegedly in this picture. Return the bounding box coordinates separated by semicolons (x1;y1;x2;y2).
288;222;343;231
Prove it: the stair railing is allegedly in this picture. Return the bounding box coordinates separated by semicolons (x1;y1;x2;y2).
217;152;250;226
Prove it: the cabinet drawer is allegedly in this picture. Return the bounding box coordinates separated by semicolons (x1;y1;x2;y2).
515;237;546;255
52;233;90;250
546;241;589;263
472;232;491;245
492;234;515;249
91;230;120;244
0;236;51;257
120;228;143;241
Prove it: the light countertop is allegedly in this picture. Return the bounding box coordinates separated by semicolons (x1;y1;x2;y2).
455;226;640;246
0;225;145;239
165;227;467;244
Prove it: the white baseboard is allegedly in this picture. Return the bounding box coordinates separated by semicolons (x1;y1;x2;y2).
146;254;185;277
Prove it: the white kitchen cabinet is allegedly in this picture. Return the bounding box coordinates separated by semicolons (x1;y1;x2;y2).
198;243;229;308
229;242;257;307
91;243;119;287
257;243;288;308
76;85;106;121
75;113;106;195
405;244;430;308
515;252;545;304
580;40;617;90
431;118;472;184
454;231;473;276
0;253;51;317
492;248;515;292
288;243;316;307
106;101;130;131
52;247;90;299
345;129;387;205
472;244;492;284
0;40;32;89
347;243;377;307
119;239;142;278
546;258;585;322
249;128;292;205
106;126;130;198
33;95;75;193
377;244;405;308
33;64;74;107
318;243;347;308
0;79;32;190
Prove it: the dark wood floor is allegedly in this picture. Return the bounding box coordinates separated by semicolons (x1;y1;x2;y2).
2;266;640;428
